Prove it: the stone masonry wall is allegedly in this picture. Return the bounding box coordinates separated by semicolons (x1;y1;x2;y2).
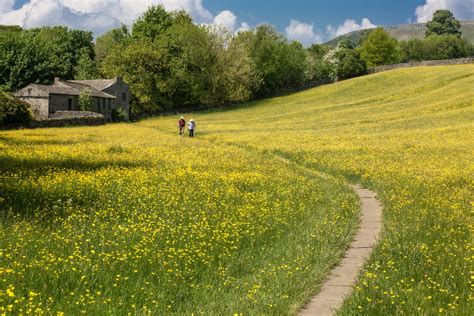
49;94;79;113
368;57;474;74
17;97;49;119
104;78;130;120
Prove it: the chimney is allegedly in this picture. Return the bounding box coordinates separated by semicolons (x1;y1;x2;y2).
54;77;60;85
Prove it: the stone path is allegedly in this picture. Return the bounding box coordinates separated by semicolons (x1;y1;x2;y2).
298;184;382;316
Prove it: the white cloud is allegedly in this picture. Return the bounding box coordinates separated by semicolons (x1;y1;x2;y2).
285;19;323;46
236;22;250;33
415;0;474;23
326;18;376;39
202;9;251;34
0;0;13;14
0;0;120;34
212;10;237;32
0;0;220;35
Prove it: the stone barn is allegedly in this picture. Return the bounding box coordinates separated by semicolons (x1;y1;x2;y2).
14;77;130;121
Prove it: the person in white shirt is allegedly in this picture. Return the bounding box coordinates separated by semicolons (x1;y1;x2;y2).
188;119;196;137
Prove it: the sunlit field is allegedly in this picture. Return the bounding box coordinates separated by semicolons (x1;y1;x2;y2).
1;65;473;314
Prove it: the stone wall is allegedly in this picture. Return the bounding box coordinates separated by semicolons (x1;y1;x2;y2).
49;94;79;113
17;97;49;119
30;111;106;128
368;57;474;74
104;78;130;120
91;97;115;121
48;111;105;119
14;85;49;119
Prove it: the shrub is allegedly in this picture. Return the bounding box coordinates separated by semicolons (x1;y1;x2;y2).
0;92;32;128
112;107;127;122
78;88;92;111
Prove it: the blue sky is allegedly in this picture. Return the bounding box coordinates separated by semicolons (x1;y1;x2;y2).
203;0;427;30
2;1;473;45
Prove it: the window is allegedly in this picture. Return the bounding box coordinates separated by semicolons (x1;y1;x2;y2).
122;93;127;102
97;99;100;111
108;99;111;110
68;98;72;111
102;98;106;109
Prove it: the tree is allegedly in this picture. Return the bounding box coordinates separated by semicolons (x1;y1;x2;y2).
78;88;92;111
336;49;367;80
400;39;425;62
222;41;261;103
423;34;470;60
74;48;99;80
308;44;330;58
132;5;175;41
306;44;332;83
325;44;367;81
338;38;356;50
359;28;400;67
236;24;307;97
426;10;461;37
0;26;95;91
95;25;130;63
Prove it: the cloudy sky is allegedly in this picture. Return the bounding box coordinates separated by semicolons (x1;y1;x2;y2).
1;0;473;45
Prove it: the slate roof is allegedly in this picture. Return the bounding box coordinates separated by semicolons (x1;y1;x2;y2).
70;79;116;91
16;79;116;99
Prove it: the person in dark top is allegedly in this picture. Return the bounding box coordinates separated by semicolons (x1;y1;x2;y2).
178;116;186;135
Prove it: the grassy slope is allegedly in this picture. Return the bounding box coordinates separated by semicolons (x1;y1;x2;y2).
0;111;359;312
1;65;473;314
145;64;474;314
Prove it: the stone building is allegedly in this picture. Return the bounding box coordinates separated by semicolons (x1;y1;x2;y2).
14;77;130;121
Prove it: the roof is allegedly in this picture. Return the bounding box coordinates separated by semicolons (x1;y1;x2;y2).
70;79;117;91
16;79;116;99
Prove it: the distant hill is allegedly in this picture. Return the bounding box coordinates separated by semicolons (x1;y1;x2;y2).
325;20;474;47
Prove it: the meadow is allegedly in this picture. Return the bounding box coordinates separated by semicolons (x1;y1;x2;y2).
1;65;473;314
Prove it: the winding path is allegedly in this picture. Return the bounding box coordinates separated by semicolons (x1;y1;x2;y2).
298;184;382;315
271;155;383;315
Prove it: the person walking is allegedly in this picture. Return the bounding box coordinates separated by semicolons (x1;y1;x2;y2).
188;119;196;137
178;116;186;136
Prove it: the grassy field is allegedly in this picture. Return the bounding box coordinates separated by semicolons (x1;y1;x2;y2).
1;65;473;314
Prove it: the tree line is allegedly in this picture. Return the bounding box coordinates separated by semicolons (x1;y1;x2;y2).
1;8;472;119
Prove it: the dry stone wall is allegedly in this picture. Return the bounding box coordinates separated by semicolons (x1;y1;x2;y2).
368;57;474;74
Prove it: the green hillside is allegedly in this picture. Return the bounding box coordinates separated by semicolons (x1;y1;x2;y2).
1;65;473;314
325;20;474;46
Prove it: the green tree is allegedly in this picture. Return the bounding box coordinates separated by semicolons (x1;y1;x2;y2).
336;49;367;80
338;38;356;50
359;28;400;67
95;25;130;63
103;40;164;114
222;39;261;103
132;5;175;41
325;45;367;81
78;88;92;111
74;48;99;80
400;39;425;62
306;44;332;83
236;24;307;97
308;44;330;58
0;26;95;91
423;34;470;60
426;10;462;37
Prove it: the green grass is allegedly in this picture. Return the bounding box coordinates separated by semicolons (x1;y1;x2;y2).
1;64;473;314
